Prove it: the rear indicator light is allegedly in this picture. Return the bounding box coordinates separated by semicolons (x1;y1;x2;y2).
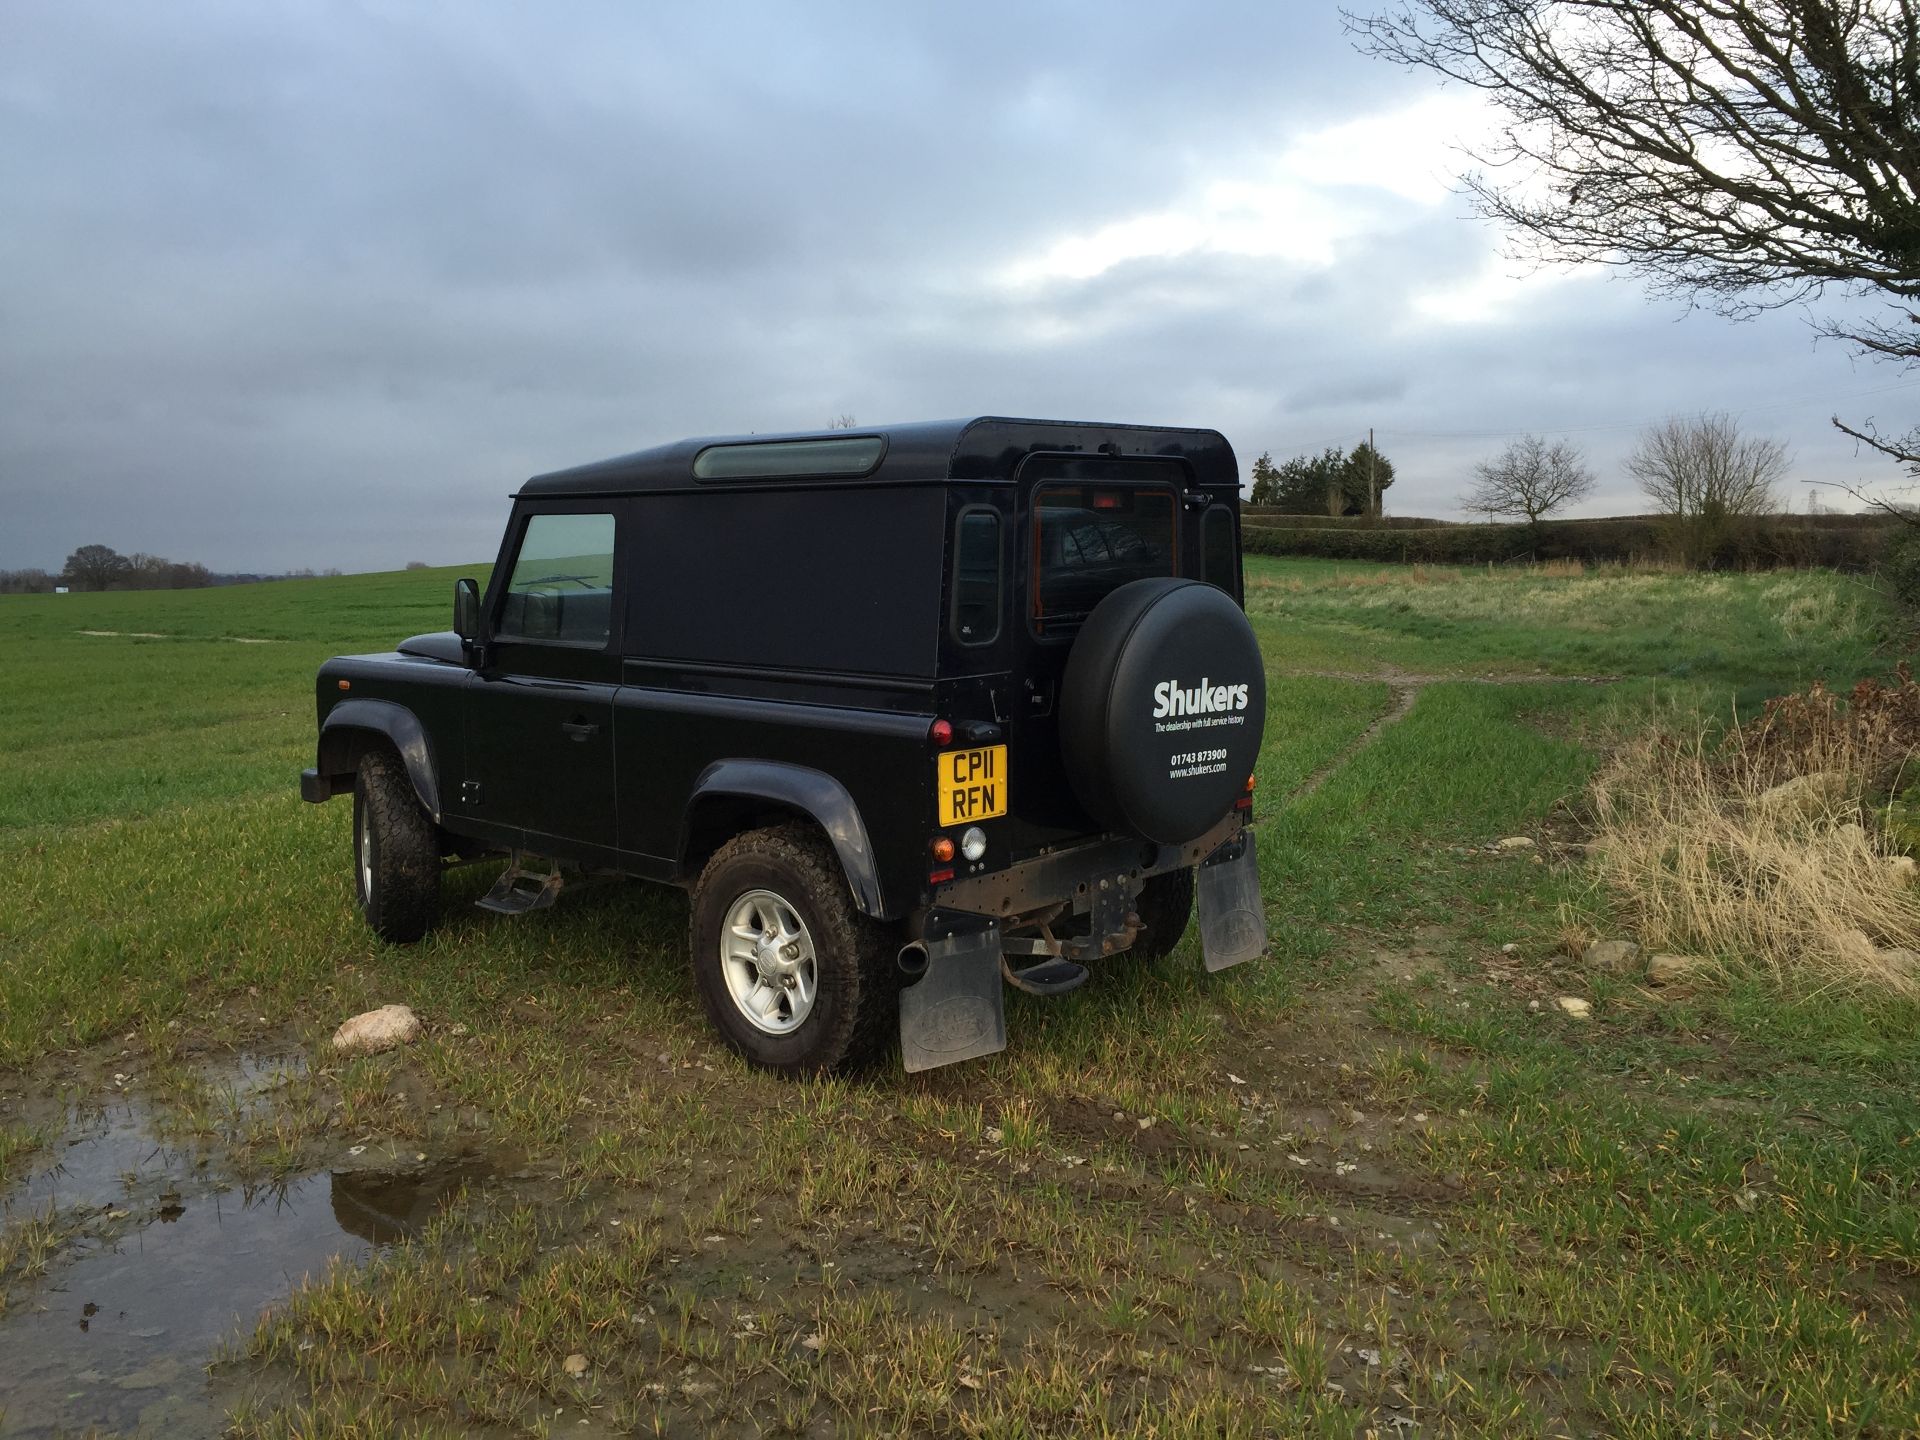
930;719;953;746
930;836;956;863
1246;774;1257;791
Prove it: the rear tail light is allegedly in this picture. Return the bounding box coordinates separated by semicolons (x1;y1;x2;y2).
930;719;953;746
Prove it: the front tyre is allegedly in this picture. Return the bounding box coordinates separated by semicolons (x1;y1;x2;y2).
352;749;441;944
690;825;894;1076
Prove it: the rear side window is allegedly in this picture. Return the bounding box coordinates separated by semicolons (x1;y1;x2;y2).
496;512;617;645
1202;507;1237;597
950;507;1002;646
692;435;885;481
1032;485;1175;634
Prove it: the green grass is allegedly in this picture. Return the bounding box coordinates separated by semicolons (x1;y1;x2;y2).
0;565;470;830
3;556;1917;1437
1244;556;1893;701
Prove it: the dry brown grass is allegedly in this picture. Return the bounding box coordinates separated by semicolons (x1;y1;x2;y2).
1588;716;1920;996
1249;557;1698;596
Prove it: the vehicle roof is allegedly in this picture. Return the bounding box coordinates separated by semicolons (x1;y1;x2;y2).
516;416;1239;497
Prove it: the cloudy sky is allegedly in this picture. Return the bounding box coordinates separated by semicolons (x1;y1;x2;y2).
2;1;1912;573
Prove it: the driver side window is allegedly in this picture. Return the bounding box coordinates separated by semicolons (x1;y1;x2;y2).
496;511;617;645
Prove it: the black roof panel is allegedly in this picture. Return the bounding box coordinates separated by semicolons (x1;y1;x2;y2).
517;417;1237;496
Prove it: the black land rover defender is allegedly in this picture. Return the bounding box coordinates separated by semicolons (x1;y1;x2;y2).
300;418;1268;1074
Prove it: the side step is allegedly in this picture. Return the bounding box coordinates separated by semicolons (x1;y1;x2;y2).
475;859;564;916
1000;955;1089;997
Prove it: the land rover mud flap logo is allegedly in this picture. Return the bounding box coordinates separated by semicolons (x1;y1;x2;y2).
921;995;994;1053
1215;908;1263;955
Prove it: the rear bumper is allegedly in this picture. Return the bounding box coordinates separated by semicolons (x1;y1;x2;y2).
930;810;1245;924
299;768;332;804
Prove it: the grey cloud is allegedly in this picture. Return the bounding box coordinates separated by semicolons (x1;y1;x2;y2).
0;1;1906;572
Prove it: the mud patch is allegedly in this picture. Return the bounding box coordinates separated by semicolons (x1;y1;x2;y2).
0;1065;487;1437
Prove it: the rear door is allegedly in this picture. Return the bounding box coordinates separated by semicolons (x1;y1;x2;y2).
464;505;623;858
1006;457;1187;850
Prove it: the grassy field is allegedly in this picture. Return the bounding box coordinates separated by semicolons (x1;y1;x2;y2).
2;557;1917;1437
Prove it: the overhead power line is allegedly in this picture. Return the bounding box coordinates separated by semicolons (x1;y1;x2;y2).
1262;378;1915;452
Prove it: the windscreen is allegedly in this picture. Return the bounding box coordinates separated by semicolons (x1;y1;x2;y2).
1032;485;1176;633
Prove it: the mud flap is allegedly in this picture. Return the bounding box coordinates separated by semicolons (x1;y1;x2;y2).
1197;830;1266;972
900;909;1006;1073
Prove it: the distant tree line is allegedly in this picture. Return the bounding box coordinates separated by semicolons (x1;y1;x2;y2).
1248;441;1396;516
1244;411;1808;570
0;544;346;594
57;544;213;592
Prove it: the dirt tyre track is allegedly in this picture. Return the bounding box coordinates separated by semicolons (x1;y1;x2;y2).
352;748;442;944
690;824;897;1076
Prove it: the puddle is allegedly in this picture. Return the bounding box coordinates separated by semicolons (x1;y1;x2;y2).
1;1063;483;1437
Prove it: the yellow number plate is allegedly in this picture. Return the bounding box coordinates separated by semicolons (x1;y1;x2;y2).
937;745;1007;826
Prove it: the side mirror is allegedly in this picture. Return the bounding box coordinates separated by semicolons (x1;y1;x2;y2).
453;578;480;643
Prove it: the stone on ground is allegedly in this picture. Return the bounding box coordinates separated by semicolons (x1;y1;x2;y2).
1583;939;1642;975
331;1004;421;1055
1645;953;1696;987
1555;996;1592;1019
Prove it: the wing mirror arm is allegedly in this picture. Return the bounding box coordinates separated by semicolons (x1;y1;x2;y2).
453;578;487;668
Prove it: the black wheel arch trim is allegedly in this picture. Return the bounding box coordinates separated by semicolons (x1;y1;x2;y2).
685;760;885;919
316;699;442;823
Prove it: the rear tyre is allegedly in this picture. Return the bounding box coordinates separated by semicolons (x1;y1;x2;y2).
1122;867;1195;965
690;825;895;1076
352;749;441;944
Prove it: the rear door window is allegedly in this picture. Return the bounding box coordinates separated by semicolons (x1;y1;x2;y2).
950;507;1002;646
496;512;617;645
1032;485;1176;634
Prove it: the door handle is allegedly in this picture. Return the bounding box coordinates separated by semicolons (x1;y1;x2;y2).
561;720;599;741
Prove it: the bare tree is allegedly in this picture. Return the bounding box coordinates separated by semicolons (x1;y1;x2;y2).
1462;434;1595;524
1630;412;1788;564
1346;3;1920;467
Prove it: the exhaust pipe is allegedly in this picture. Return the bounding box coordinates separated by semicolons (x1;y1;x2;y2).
897;939;929;980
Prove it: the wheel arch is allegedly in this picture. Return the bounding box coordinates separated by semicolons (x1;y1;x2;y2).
317;699;443;823
682;761;886;919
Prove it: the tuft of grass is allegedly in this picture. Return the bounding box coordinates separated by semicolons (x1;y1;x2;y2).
1589;726;1920;995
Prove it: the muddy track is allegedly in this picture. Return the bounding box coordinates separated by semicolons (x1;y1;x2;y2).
1289;682;1422;801
1284;667;1618;802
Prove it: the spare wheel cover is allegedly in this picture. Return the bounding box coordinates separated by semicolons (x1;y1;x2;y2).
1058;577;1266;845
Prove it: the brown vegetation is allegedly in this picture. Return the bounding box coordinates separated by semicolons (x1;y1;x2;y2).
1588;673;1920;996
